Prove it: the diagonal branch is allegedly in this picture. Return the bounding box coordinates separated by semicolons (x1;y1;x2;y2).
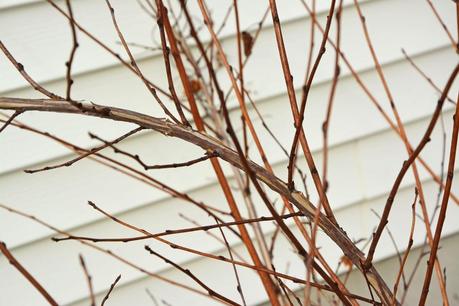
0;96;395;303
0;241;58;306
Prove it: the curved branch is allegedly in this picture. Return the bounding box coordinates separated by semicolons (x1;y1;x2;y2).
0;97;395;304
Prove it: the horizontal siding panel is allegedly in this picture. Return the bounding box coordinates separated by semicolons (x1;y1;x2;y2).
0;44;455;174
0;0;453;96
0;49;456;248
0;0;372;92
1;104;456;250
0;0;38;10
0;0;154;92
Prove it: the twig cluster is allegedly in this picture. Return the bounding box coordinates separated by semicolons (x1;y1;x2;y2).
0;0;458;305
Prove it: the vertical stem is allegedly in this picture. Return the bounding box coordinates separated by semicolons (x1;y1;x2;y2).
419;92;459;305
159;2;282;304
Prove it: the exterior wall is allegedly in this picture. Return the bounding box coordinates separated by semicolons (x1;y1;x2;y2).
0;0;457;305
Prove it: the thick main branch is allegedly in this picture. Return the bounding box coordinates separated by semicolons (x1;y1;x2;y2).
0;97;396;304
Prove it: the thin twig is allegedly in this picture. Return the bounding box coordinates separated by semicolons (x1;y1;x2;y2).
364;64;459;266
215;217;247;306
401;49;455;104
89;131;218;170
0;203;222;303
79;254;96;306
144;246;240;306
104;0;181;124
0;111;22;134
419;92;459;305
0;97;398;303
24;127;143;173
0;41;62;100
393;189;418;304
64;0;79;101
155;0;191;126
0;242;58;306
101;274;121;306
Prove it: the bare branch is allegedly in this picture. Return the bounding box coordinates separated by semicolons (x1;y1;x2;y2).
0;241;58;306
0;96;395;302
24;127;143;173
79;254;96;306
101;274;121;306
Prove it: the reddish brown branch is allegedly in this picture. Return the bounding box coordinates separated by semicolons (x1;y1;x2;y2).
287;0;336;192
364;63;459;266
0;241;58;306
419;92;459;305
352;2;449;302
268;0;337;227
161;1;282;302
0;203;221;303
298;0;459;209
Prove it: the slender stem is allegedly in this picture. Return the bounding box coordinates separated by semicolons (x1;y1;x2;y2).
419;92;459;305
0;242;58;306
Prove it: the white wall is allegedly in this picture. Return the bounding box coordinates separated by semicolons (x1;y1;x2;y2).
0;0;457;305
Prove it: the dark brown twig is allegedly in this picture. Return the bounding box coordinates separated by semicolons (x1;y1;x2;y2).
45;0;172;99
79;254;96;306
0;111;22;134
425;0;457;52
24;127;143;173
144;246;240;306
393;189;418;304
269;0;337;227
89;131;218;170
64;0;79;101
401;49;455;104
154;0;191;126
101;274;121;306
215;218;247;306
52;212;301;243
